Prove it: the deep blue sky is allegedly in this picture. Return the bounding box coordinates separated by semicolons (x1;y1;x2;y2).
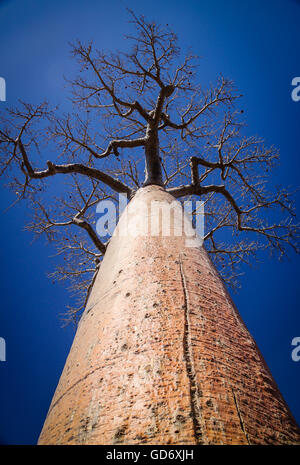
0;0;299;445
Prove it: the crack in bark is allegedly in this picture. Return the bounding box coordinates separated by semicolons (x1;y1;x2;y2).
84;298;101;316
46;365;105;416
179;255;204;445
231;387;251;444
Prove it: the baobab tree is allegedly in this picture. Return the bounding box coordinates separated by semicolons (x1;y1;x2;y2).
0;11;299;445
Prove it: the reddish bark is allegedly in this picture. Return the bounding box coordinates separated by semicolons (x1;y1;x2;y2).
38;186;300;445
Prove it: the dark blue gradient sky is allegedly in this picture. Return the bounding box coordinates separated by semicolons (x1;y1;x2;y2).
0;0;299;444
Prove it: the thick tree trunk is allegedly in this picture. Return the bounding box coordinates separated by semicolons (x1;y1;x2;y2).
38;185;300;445
143;129;163;186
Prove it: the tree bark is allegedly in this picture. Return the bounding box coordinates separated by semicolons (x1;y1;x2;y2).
38;185;300;445
143;129;163;187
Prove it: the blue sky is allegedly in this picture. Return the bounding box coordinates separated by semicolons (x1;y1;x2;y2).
0;0;299;444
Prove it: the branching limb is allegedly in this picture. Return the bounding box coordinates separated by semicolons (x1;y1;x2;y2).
0;11;298;322
17;139;132;195
71;41;151;122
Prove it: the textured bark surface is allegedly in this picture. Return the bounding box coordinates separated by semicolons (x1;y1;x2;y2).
38;186;300;445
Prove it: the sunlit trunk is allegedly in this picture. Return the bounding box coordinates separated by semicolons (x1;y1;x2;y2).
38;185;300;445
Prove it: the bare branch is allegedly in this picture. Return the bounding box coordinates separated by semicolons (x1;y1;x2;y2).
17;140;132;195
0;11;298;322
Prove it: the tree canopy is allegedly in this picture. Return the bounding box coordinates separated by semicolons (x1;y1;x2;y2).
0;10;298;323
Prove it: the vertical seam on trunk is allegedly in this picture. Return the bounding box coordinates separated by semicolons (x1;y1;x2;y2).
179;255;204;445
231;387;251;445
